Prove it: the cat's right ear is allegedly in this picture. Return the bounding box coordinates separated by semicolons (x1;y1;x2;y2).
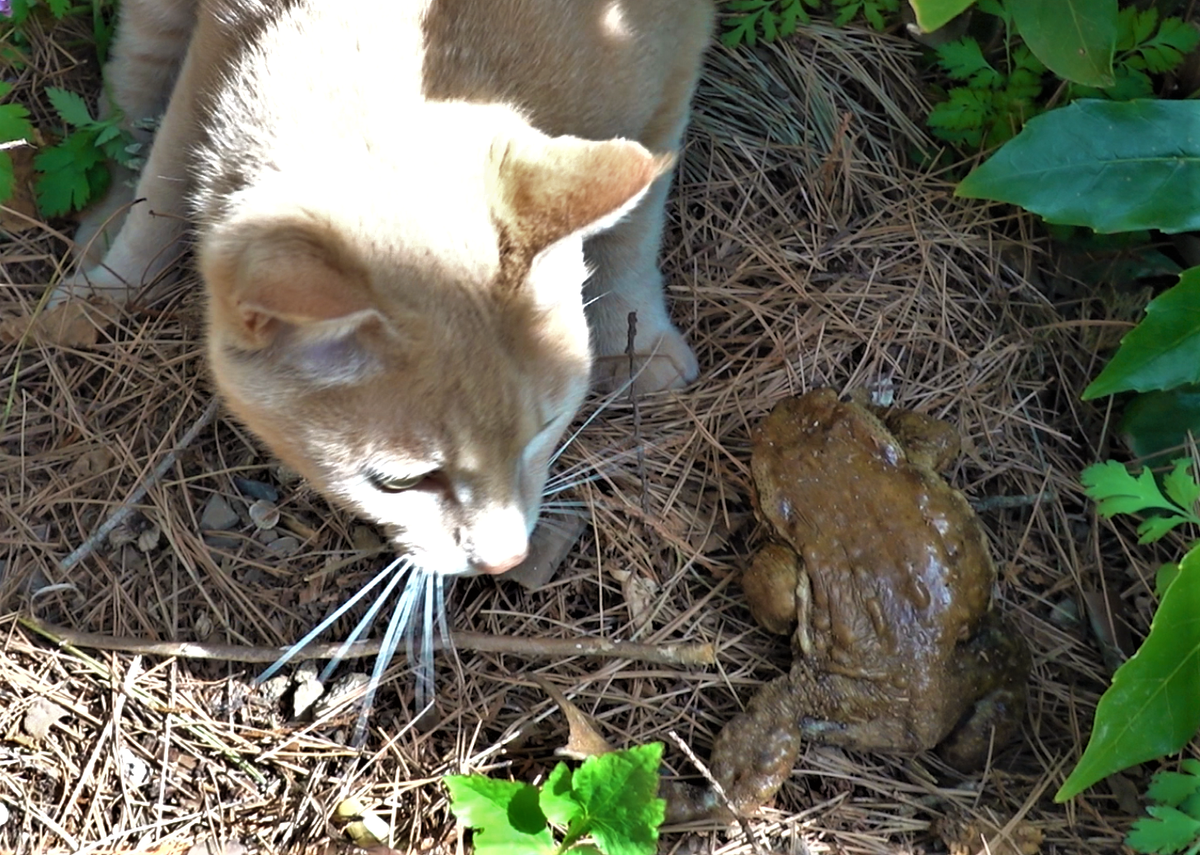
486;130;671;257
201;217;381;353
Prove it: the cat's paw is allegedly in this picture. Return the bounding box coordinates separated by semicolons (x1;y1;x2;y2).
592;324;699;394
47;266;134;308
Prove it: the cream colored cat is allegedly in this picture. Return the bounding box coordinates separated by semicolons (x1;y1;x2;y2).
59;0;712;577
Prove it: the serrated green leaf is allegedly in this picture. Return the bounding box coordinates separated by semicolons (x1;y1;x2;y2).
1114;6;1155;52
1103;67;1154;101
0;102;35;144
1126;805;1200;854
1138;18;1200;74
1010;0;1116;86
444;775;556;855
937;38;1002;87
1081;460;1177;517
1056;545;1200;801
45;87;95;128
909;0;974;33
1084;270;1200;398
540;763;581;829
572;744;664;855
1162;460;1200;516
956;100;1200;235
1136;513;1193;545
1146;768;1200;808
45;0;71;18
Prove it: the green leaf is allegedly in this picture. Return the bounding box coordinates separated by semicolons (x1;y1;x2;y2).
1126;805;1200;854
1120;386;1200;470
1055;545;1200;801
1163;459;1200;516
1084;269;1200;398
1081;460;1177;518
45;0;72;18
909;0;974;33
0;102;35;146
1009;0;1116;86
571;744;665;855
0;152;14;204
444;775;557;855
936;38;1003;87
1137;513;1194;545
45;87;95;128
33;129;108;216
540;763;581;829
956;100;1200;235
1145;766;1200;808
1138;17;1200;74
1156;563;1181;599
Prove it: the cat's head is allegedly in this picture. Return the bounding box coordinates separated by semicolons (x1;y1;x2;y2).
201;115;666;576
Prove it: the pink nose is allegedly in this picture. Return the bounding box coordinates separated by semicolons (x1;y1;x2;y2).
476;549;529;575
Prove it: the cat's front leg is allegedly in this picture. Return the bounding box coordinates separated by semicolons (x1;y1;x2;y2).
50;0;198;305
584;171;698;394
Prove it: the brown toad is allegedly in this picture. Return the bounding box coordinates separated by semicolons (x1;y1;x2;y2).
669;389;1028;820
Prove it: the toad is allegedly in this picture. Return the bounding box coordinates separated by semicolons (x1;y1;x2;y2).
668;389;1028;820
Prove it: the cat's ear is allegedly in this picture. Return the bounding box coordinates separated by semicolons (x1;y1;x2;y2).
202;217;381;352
487;131;671;255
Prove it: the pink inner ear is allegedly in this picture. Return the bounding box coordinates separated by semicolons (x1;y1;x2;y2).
235;225;375;326
493;134;669;253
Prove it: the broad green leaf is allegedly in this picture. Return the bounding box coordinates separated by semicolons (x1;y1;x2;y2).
909;0;974;33
572;744;664;855
1084;270;1200;398
444;775;556;855
1121;386;1200;469
1156;563;1180;598
1125;805;1200;853
1055;545;1200;800
540;763;581;829
45;87;95;128
956;100;1200;235
1010;0;1116;86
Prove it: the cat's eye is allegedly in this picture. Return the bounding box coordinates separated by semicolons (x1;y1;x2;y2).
366;470;429;493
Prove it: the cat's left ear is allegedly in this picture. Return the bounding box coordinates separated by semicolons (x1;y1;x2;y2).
487;131;672;256
202;216;382;353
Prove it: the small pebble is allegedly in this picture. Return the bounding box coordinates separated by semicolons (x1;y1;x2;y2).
256;674;290;705
248;499;280;530
316;672;370;719
255;529;280;545
203;534;240;550
233;477;279;503
267;536;301;558
293;675;324;719
200;495;239;531
270;462;303;486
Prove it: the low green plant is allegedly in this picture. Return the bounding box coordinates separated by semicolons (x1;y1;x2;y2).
444;744;666;855
1126;760;1200;855
1;0;130;217
720;0;898;47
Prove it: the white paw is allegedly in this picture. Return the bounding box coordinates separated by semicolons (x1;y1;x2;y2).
592;324;699;394
47;266;134;308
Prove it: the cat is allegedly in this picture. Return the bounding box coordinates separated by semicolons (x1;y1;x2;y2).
58;0;714;579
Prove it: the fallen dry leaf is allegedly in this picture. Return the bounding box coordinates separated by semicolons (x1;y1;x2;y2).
535;676;614;760
22;697;68;742
0;299;117;348
609;566;659;631
0;145;39;232
938;814;1044;855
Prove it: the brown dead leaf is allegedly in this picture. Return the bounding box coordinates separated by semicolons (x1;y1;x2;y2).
67;447;117;480
0;145;39;232
609;566;659;632
0;299;116;348
534;676;614;760
938;815;1044;855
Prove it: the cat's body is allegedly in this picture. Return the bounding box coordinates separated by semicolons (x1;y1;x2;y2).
64;0;712;576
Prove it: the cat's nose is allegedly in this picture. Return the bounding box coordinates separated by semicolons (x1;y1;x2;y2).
475;548;529;575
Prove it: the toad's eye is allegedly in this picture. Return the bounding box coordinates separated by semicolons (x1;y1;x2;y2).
366;471;430;493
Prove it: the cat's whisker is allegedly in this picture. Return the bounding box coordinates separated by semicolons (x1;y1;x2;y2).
256;554;409;684
352;564;426;745
550;373;639;465
317;556;413;682
544;446;643;491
